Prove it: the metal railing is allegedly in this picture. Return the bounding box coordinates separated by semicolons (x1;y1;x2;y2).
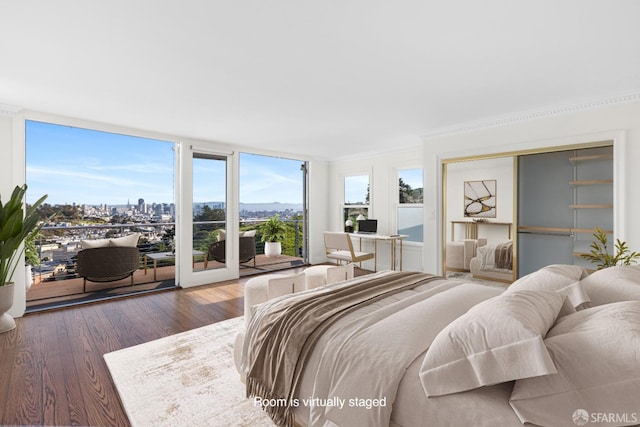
32;219;304;284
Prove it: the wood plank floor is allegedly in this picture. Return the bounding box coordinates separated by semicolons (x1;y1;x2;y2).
0;268;369;426
0;276;253;427
0;265;370;426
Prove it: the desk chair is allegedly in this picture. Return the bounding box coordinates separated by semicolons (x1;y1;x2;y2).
323;231;375;270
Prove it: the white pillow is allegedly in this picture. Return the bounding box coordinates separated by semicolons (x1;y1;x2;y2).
510;301;640;427
419;290;564;397
507;265;591;311
109;233;140;248
241;230;256;237
80;238;110;249
579;265;640;306
476;245;495;269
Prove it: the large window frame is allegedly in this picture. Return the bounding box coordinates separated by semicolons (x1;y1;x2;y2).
396;167;424;243
342;173;371;231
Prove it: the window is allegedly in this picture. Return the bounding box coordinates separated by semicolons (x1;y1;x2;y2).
343;174;370;230
192;152;227;272
25;119;176;309
397;168;423;242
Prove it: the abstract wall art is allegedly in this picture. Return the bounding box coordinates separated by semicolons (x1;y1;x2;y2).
464;180;496;218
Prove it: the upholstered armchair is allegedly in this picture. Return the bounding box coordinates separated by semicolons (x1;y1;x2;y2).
445;238;487;271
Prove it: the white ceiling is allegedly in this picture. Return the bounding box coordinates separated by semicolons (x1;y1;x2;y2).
2;0;640;160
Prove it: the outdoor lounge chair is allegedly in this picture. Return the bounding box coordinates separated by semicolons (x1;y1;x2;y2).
208;235;256;267
76;246;141;292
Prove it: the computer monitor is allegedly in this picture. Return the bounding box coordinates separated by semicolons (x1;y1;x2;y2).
357;219;378;234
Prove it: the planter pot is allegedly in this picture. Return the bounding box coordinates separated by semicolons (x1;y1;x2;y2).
0;283;16;333
26;265;33;291
264;241;282;257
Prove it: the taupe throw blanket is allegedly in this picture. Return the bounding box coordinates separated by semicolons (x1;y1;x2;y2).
245;271;439;427
495;241;513;270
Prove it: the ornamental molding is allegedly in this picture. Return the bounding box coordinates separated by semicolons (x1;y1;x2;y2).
422;92;640;140
0;103;23;117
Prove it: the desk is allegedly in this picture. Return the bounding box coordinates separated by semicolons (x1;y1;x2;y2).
349;233;408;271
144;250;206;281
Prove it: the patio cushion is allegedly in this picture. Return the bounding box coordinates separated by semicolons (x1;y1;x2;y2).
80;238;111;249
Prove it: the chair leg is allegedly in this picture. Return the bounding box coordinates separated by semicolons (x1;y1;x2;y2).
83;278;86;293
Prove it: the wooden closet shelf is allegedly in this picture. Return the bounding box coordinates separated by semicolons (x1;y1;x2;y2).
569;179;613;185
570;204;613;209
569;154;614;163
518;226;613;234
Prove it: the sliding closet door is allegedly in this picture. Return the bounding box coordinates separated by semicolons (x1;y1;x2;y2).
518;151;575;276
517;146;613;277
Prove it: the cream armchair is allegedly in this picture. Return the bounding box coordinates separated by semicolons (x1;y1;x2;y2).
445;238;487;271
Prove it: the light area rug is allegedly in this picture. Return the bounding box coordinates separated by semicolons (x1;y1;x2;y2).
104;316;274;427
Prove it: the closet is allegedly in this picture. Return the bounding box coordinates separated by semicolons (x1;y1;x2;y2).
517;145;613;276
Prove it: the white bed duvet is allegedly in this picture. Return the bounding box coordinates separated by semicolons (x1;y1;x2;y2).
240;265;640;427
294;275;517;426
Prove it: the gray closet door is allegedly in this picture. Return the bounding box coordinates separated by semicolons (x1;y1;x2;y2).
517;146;613;277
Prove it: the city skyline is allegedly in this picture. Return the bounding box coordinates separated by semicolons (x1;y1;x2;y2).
25;120;305;206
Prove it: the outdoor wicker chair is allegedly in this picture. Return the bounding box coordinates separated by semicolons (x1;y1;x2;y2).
208;235;256;267
76;246;140;292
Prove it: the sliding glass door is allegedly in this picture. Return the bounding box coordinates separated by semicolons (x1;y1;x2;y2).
179;147;237;287
192;153;228;272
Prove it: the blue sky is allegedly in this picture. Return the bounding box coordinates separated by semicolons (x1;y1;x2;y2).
26;120;304;206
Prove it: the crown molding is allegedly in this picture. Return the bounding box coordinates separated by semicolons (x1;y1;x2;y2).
421;91;640;140
0;103;23;117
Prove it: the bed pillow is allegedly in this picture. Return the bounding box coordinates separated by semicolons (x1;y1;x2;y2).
579;265;640;306
80;238;111;249
419;290;564;397
509;301;640;427
507;265;590;310
109;233;140;248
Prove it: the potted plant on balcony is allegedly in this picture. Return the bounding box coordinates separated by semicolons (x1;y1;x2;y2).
0;184;47;333
260;214;287;257
24;230;42;291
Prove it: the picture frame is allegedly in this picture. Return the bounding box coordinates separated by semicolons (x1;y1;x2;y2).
464;179;496;218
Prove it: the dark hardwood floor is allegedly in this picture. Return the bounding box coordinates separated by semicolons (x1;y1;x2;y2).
0;277;249;427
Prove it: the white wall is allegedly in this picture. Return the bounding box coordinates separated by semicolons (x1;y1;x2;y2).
423;100;640;275
0;115;12;198
327;146;424;272
0;113;28;317
308;159;330;264
445;157;514;243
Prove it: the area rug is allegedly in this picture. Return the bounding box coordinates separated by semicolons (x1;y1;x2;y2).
104;317;274;427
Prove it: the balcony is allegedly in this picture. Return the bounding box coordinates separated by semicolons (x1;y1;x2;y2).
26;220;305;311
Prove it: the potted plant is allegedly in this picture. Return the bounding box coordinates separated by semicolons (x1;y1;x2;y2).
0;184;47;333
259;214;287;257
24;230;42;291
581;226;640;270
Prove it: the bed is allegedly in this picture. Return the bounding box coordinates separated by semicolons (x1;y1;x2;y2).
236;264;640;427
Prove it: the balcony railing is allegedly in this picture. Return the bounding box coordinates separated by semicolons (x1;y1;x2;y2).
29;219;305;289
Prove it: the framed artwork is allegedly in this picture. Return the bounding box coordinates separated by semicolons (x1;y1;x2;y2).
464;180;496;218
